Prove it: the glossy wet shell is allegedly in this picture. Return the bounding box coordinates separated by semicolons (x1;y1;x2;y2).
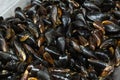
0;0;120;80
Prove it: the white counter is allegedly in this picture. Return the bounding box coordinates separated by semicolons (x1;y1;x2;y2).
0;0;30;18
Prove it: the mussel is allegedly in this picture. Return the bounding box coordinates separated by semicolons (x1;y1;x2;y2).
0;0;119;80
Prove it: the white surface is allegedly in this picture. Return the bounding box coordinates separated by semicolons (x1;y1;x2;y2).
0;0;31;18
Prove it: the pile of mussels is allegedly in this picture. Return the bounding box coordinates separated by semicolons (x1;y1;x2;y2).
0;0;120;80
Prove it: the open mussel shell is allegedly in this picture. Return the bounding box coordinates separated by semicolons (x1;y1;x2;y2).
88;59;114;78
115;45;120;67
102;20;120;33
13;40;26;62
100;38;117;49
